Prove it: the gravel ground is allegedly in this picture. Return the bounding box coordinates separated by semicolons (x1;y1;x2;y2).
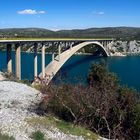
0;81;41;140
0;80;85;140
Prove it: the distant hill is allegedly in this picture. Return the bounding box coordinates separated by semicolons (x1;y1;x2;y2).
0;28;56;38
0;27;140;40
57;27;140;40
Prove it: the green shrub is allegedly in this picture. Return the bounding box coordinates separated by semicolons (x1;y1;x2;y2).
31;131;45;140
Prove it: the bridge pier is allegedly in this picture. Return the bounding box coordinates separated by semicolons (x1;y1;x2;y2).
15;44;21;80
51;43;55;61
42;44;45;78
100;41;104;46
58;44;61;61
34;43;38;78
7;44;12;74
104;41;107;49
70;43;73;50
52;53;55;61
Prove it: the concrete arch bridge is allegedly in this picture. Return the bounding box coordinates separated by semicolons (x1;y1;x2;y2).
40;41;110;84
0;39;113;84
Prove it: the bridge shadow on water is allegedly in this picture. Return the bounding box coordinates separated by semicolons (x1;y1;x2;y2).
53;55;108;84
61;55;106;71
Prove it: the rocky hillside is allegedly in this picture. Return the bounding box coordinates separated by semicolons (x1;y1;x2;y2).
109;40;140;56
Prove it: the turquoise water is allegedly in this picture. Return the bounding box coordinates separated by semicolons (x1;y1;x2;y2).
0;51;140;91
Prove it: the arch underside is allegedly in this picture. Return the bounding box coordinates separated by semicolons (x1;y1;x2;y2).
39;41;109;84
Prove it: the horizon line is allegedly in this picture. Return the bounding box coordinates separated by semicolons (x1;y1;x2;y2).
0;26;140;31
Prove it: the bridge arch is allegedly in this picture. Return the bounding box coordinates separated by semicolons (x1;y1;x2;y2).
40;41;109;84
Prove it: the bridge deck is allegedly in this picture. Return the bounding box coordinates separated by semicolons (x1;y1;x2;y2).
0;38;114;44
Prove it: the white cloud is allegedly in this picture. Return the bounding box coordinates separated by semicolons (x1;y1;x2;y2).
18;9;46;15
38;11;46;14
92;11;105;15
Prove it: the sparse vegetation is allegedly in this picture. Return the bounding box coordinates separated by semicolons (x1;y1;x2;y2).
117;47;124;52
31;131;45;140
2;71;31;85
27;116;98;140
0;132;15;140
2;72;18;82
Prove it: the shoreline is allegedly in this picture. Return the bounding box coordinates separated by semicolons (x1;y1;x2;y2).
1;50;140;56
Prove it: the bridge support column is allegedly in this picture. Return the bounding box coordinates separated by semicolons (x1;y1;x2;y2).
70;44;73;50
58;44;61;61
15;44;21;80
107;41;109;46
107;41;110;54
107;41;109;45
34;43;38;78
104;41;107;49
105;41;107;47
7;44;12;74
42;45;45;78
100;41;103;46
52;53;54;61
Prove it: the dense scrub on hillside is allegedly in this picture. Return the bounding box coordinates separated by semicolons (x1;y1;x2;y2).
37;63;140;140
0;27;140;40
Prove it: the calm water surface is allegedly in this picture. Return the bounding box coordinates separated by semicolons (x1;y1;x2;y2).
0;51;140;91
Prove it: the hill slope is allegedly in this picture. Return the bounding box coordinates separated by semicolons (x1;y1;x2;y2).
0;27;140;40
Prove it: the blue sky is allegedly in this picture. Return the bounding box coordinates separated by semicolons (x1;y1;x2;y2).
0;0;140;30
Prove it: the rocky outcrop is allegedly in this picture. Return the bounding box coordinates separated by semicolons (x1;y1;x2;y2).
109;40;140;56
